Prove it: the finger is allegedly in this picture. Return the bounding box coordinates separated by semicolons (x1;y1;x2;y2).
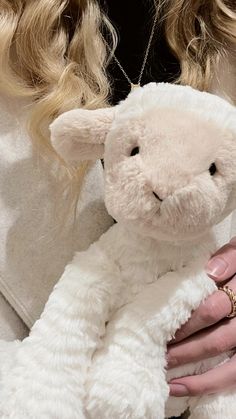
169;275;236;344
167;317;236;368
205;239;236;282
169;353;236;397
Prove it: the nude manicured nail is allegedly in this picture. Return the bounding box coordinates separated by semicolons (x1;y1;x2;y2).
206;257;228;277
169;383;189;397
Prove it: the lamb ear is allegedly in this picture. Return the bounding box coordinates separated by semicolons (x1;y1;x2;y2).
50;107;115;163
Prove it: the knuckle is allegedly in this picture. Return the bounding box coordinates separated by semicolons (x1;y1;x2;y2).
188;377;214;396
174;328;188;342
199;300;218;324
199;298;222;324
167;354;179;368
187;381;205;396
205;336;229;357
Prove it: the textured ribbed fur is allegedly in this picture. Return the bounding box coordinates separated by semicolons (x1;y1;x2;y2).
0;83;236;418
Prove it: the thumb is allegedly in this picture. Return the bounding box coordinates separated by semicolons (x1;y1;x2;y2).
205;237;236;282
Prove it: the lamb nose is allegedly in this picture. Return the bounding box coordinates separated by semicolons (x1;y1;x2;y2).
153;192;163;202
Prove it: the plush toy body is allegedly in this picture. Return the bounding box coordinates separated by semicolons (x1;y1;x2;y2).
0;83;236;419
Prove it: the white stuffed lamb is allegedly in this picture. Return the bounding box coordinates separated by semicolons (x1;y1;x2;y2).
0;83;236;419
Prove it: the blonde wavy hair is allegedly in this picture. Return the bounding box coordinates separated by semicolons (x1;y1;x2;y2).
159;0;236;94
0;0;117;223
0;0;116;145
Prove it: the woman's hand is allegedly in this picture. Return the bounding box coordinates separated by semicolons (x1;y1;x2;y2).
168;237;236;397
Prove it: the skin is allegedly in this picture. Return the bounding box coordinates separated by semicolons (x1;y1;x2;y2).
168;237;236;397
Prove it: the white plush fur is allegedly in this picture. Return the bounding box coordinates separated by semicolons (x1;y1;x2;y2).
0;83;236;418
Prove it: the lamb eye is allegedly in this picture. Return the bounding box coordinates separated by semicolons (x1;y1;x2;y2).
130;146;140;156
209;163;217;176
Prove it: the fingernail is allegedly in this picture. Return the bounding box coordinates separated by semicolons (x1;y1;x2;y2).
206;257;228;277
169;383;189;397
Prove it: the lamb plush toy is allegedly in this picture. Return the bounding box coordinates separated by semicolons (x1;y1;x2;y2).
0;83;236;419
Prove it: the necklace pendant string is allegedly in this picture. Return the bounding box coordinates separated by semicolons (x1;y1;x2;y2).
110;7;159;92
137;8;159;88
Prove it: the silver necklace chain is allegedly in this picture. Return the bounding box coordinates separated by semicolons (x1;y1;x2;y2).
111;9;159;91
